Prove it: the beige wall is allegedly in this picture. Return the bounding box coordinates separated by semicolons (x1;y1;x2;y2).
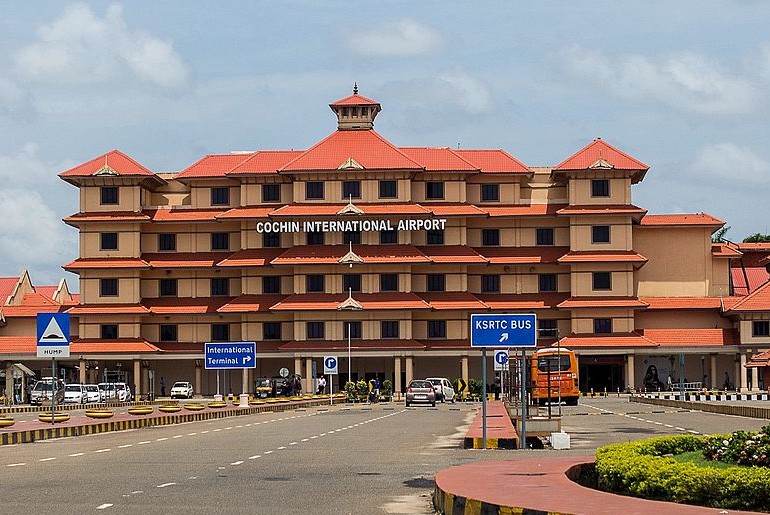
569;177;631;206
81;184;142;213
570;264;634;297
570;217;633;252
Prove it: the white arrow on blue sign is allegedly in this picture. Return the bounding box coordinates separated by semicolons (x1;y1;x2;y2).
324;356;338;375
37;312;70;358
204;342;256;369
494;350;509;371
470;314;537;348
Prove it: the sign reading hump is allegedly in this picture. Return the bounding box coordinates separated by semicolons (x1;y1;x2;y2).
36;313;70;357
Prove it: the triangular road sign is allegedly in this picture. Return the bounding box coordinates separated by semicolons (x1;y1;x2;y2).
40;317;67;343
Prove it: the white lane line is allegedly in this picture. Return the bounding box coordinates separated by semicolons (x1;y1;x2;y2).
675;427;686;431
277;446;286;450
289;442;297;446
264;450;273;455
96;504;113;510
310;435;318;439
94;449;112;453
118;444;132;449
231;461;243;466
172;435;184;439
188;477;197;480
188;432;198;436
157;482;176;488
213;429;222;432
39;457;56;462
69;453;85;457
7;463;26;467
664;424;674;428
138;441;151;445
248;455;261;460
156;437;168;441
301;438;309;442
130;491;143;495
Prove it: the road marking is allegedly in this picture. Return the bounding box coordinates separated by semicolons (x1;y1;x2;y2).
213;429;222;432
138;441;151;445
157;482;176;488
289;442;297;445
118;444;132;448
277;446;286;450
156;437;168;441
675;427;686;431
95;449;112;453
96;504;113;510
187;432;198;436
201;430;209;434
173;435;184;439
248;455;261;460
231;461;243;466
310;435;318;439
301;438;309;442
39;457;56;462
7;463;26;467
264;450;273;454
69;453;85;457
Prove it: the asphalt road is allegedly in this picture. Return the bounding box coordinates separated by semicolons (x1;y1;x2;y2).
1;397;768;515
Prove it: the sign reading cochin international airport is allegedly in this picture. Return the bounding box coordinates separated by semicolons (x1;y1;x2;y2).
255;218;448;234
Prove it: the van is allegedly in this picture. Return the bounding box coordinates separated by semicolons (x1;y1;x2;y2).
424;377;455;403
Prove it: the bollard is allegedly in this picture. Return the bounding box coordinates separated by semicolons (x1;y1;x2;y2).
617;387;621;397
590;388;595;397
603;387;607;397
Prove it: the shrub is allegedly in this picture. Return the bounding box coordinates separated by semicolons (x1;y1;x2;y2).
344;381;356;402
381;379;392;400
356;380;368;402
468;378;482;399
703;424;770;467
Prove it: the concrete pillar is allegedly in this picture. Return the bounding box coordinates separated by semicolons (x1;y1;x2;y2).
132;360;141;398
4;363;13;405
462;356;469;382
740;354;748;392
405;356;414;385
626;354;635;390
305;357;313;394
79;359;87;384
195;365;202;397
294;357;302;379
710;354;717;390
394;357;402;400
751;366;760;392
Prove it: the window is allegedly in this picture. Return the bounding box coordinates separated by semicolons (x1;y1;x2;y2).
343;230;361;244
380;229;397;244
307;321;325;339
211;323;229;341
263;231;280;248
262;184;280;202
159;278;178;297
482;229;500;246
263;276;280;294
536;227;554;246
306;274;325;293
427;274;446;292
100;186;118;205
159;233;176;251
380;273;398;292
344;321;362;339
307;231;324;245
211;187;229;205
100;278;118;297
160;324;178;342
753;321;770;337
426;229;444;245
428;320;446;338
594;318;612;334
100;324;118;340
306;181;324;200
343;274;361;292
211;277;229;296
591;179;610;197
100;232;118;250
539;274;557;292
592;225;610;244
592;272;612;291
426;181;444;200
342;180;361;199
263;322;281;340
211;232;229;250
379;180;397;198
481;184;500;202
481;274;500;293
538;319;558;338
381;321;399;338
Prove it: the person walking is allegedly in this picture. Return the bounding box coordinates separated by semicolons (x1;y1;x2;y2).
317;375;327;394
160;377;166;397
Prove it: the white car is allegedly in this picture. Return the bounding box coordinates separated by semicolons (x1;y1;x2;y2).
64;384;87;404
170;381;194;399
84;384;102;403
98;382;132;402
425;377;456;403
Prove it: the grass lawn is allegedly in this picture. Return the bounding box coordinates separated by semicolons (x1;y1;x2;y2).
672;451;742;470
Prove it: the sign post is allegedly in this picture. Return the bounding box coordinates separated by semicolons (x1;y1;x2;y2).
471;314;536;450
37;313;70;425
204;342;256;406
324;356;338;405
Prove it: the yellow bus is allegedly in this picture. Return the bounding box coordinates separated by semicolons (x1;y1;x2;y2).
530;348;580;406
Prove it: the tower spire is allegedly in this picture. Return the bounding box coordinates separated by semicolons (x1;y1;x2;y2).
353;82;358;95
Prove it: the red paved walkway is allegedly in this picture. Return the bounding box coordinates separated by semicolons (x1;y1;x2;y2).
463;400;518;449
434;456;766;515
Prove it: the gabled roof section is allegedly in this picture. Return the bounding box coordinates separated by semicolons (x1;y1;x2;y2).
226;151;303;176
639;213;725;228
553;139;649;183
712;243;742;258
726;280;770;312
279;130;422;172
147;208;226;223
330;92;380;106
0;276;21;305
216;248;284;267
731;267;769;296
175;153;253;179
640;297;722;310
142;252;232;269
59;150;166;187
399;147;479;172
454;149;531;174
218;295;287;313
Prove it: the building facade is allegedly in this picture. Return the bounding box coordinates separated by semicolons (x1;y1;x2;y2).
4;88;770;398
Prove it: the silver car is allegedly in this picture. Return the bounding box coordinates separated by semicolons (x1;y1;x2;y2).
405;379;436;407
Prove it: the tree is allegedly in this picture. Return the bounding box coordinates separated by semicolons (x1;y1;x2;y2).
712;226;731;243
743;233;770;243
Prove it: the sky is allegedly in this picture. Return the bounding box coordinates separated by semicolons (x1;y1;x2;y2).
1;1;769;288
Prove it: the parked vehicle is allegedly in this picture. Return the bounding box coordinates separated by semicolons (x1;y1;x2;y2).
255;378;277;398
405;379;436;407
29;378;64;406
64;383;88;404
98;382;132;402
170;381;194;399
425;377;455;403
84;384;102;403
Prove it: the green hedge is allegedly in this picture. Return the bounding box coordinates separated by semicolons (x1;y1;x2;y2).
595;435;770;511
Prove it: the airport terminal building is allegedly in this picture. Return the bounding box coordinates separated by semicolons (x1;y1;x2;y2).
4;88;770;398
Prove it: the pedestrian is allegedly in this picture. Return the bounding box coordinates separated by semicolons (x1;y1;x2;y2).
723;372;731;391
317;375;327;394
160;377;166;397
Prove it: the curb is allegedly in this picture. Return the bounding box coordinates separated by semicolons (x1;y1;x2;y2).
433;484;570;515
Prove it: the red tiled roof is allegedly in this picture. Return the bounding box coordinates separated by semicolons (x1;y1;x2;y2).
747;350;770;368
218;295;287;313
474;246;568;265
143;252;232;268
559;332;657;348
731;267;770;296
421;203;487;216
638;328;738;347
400;147;478;171
66;304;150;315
419;339;471;350
59;150;156;178
271;245;430;265
639;213;725;227
417;245;487;264
475;293;568;310
217;248;284;267
174;153;253;179
270;293;430;311
0;336;37;354
556;205;647;217
0;293;67;317
226;151;303;175
481;204;566;217
63;212;151;226
454;149;531;174
558;251;648;264
63;257;149;271
711;243;742;258
269;203;429;217
721;296;744;311
330;93;380;106
725;281;770;312
217;206;275;219
147;208;226;222
557;297;649;309
34;285;57;299
70;338;161;353
280;130;422;172
554;139;649;172
737;242;770;251
143;296;232;314
153;342;204;354
417;292;487;310
279;340;425;351
0;276;20;303
640;297;722;310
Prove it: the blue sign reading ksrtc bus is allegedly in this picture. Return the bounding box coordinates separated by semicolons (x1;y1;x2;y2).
470;314;537;347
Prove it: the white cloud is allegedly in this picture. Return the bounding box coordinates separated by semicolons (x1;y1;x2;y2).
562;46;756;115
689;142;770;183
0;77;30;116
13;3;189;89
387;73;494;115
346;18;445;57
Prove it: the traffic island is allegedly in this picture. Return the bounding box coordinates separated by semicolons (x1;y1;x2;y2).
463;401;518;449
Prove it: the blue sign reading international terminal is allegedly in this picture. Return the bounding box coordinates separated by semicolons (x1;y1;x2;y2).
204;342;257;369
470;314;537;347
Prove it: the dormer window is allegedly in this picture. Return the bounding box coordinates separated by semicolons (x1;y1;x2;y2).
591;179;610;197
101;186;119;205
